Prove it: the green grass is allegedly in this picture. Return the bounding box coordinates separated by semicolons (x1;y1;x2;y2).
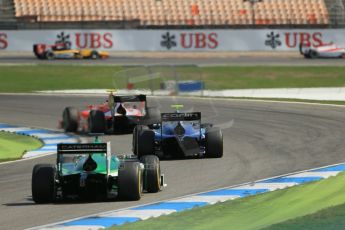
199;66;345;90
0;132;42;162
225;97;345;106
0;65;123;92
1;65;345;92
263;203;345;230
110;172;345;230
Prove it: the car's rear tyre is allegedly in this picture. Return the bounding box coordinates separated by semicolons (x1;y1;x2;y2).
91;51;99;59
45;51;55;60
118;161;143;201
304;53;311;59
140;155;161;193
74;53;83;59
133;125;155;157
205;127;223;158
62;107;79;132
146;107;160;125
32;164;56;203
88;110;105;134
201;123;213;129
133;125;144;154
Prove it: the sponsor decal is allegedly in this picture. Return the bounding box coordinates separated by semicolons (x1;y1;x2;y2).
113;95;146;102
161;32;177;50
265;32;282;49
75;32;113;49
265;31;333;49
51;31;114;49
57;143;107;153
0;33;8;49
161;32;218;50
284;32;332;48
180;32;218;49
161;112;201;121
55;31;72;48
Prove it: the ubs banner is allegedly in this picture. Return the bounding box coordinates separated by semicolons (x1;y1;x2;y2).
0;29;344;51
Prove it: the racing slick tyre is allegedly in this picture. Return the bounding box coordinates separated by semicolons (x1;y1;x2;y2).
309;50;318;59
32;164;56;203
88;110;105;134
45;51;55;60
205;127;223;158
133;126;155;157
62;107;79;132
146;107;160;125
118;161;143;201
132;125;143;155
91;51;99;59
201;123;213;129
74;53;83;59
140;155;161;193
304;53;311;59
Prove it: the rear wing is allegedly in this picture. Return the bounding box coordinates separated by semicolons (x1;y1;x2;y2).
161;112;201;122
57;143;109;154
113;94;146;103
57;142;111;176
33;44;46;58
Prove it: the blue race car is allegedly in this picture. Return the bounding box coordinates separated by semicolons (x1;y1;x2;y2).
132;105;223;159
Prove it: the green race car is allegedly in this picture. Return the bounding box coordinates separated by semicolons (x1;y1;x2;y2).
32;137;164;203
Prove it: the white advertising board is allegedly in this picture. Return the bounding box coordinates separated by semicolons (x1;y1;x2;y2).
0;29;344;51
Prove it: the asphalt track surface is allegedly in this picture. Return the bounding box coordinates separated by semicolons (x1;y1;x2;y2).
1;95;345;229
2;53;345;66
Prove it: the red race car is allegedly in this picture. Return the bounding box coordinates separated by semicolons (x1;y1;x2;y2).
61;93;159;134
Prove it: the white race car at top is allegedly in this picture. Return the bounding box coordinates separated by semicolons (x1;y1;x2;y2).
299;43;345;59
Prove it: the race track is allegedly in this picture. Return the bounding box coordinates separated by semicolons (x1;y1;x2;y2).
1;94;345;229
2;52;345;66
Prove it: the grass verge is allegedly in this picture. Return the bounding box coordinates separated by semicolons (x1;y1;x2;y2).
0;132;42;162
1;65;345;92
224;97;345;106
111;172;345;230
263;203;345;230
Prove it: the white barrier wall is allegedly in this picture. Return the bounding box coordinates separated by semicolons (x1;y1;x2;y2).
0;29;344;51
